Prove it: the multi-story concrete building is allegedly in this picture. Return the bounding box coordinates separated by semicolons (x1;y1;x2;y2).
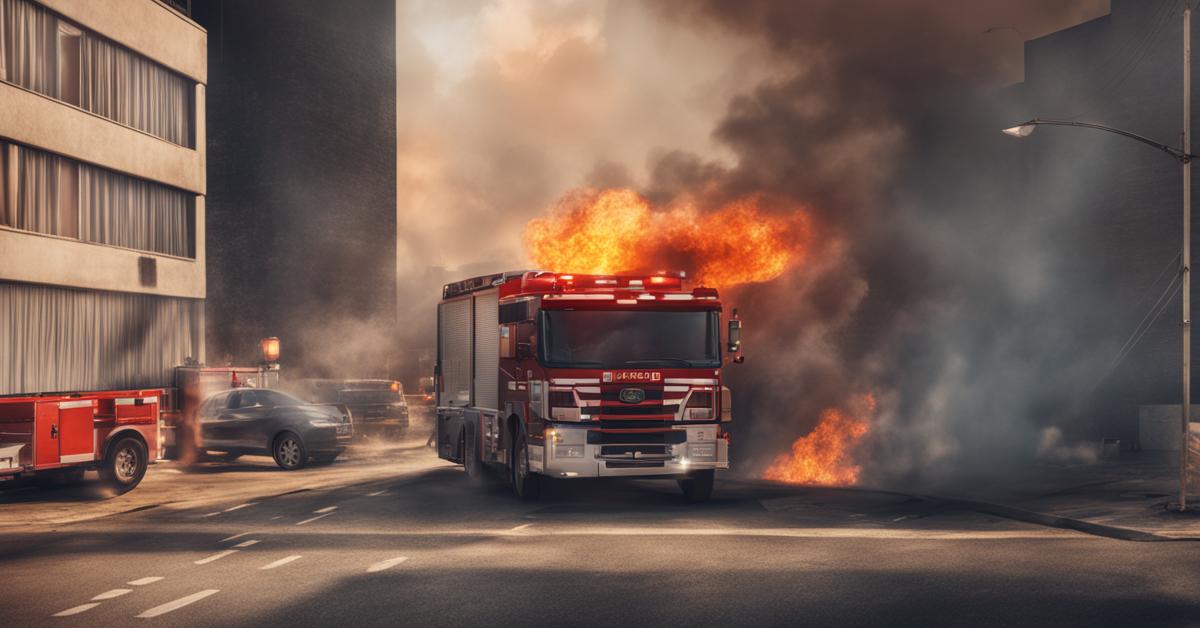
0;0;206;394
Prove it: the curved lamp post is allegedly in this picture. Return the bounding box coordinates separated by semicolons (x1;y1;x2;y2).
1002;114;1197;510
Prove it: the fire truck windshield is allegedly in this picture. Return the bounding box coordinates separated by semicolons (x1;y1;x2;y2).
539;309;721;369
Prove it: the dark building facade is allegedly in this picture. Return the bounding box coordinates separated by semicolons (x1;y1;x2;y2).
1008;0;1199;444
193;0;397;377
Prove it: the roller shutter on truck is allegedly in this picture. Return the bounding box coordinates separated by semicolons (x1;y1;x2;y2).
439;298;472;406
473;290;499;410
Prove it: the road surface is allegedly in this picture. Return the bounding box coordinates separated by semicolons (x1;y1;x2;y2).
2;440;1199;627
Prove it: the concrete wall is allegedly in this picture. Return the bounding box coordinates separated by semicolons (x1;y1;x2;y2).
1010;0;1200;444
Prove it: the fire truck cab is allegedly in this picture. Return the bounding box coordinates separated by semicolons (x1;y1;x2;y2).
435;270;741;502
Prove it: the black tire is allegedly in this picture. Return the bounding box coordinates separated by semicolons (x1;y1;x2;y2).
510;429;541;500
272;431;307;471
99;436;148;494
464;425;483;482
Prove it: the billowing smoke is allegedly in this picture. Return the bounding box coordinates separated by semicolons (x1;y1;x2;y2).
397;0;1114;490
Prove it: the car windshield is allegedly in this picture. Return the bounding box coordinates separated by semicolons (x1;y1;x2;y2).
539;309;721;369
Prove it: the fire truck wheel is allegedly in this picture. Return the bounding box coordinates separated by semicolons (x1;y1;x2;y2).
678;469;714;504
464;426;483;482
511;430;541;500
99;436;148;494
273;432;307;471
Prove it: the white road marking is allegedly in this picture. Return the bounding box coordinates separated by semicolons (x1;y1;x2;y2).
136;589;219;618
127;577;163;586
92;589;132;600
234;539;259;548
201;512;222;518
220;532;250;543
295;512;335;526
270;515;282;520
194;549;238;565
366;557;408;573
224;502;257;513
161;468;183;474
54;603;100;616
367;490;388;497
259;555;302;570
508;523;533;533
314;505;338;514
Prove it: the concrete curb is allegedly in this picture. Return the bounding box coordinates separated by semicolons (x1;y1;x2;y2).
919;495;1184;542
723;477;1199;543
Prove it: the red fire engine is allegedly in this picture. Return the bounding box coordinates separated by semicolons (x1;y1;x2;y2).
435;270;743;502
0;389;161;493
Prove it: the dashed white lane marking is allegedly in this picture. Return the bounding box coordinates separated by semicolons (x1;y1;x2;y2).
161;468;183;474
509;523;533;532
128;577;163;586
366;557;408;573
92;589;132;600
194;549;238;565
221;532;250;543
295;512;335;526
314;505;338;514
270;516;282;520
224;502;257;513
136;589;219;618
260;555;302;570
54;603;100;617
201;512;222;518
234;539;259;548
367;490;388;497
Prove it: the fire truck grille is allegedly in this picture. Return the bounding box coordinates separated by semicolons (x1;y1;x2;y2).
600;445;669;456
580;405;679;417
588;430;687;445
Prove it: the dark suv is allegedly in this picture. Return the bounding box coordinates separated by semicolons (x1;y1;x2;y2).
196;388;352;469
290;379;410;439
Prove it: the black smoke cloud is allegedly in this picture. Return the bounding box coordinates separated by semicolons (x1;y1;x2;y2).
637;0;1114;488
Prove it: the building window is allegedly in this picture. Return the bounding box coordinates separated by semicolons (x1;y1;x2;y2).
0;141;193;258
0;0;194;147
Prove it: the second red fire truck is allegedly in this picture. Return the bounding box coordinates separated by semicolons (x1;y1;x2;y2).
435;270;742;502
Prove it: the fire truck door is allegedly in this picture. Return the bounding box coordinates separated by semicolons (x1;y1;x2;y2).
57;400;95;464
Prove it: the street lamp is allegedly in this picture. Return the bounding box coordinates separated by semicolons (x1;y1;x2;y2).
1003;114;1198;512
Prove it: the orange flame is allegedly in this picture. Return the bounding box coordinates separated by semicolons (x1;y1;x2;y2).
763;394;874;486
523;188;811;288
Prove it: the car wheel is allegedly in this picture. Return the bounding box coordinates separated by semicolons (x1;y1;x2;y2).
273;432;307;470
678;469;714;504
510;429;540;500
99;436;148;494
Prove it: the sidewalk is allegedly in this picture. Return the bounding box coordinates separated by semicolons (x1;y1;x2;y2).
955;452;1200;540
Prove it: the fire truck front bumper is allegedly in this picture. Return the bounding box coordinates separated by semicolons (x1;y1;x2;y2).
533;424;729;479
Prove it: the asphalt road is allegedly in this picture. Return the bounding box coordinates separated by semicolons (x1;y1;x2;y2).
2;445;1199;627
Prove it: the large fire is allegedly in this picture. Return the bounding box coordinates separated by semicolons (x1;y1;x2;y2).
763;394;875;486
523;188;810;288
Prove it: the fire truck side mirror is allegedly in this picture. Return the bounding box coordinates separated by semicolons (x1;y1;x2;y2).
516;342;534;360
726;318;742;354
